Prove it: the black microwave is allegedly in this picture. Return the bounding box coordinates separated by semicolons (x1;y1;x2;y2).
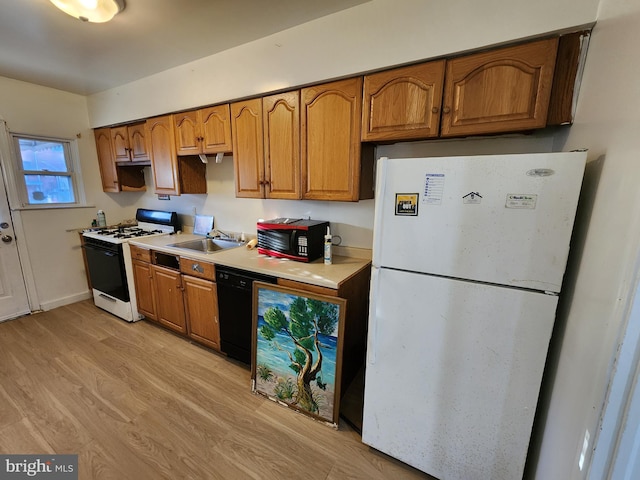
257;218;329;262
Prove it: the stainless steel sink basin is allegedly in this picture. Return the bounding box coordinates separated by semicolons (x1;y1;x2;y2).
167;238;244;254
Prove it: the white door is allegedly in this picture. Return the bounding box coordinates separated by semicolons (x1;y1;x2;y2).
373;152;587;292
0;158;30;321
362;266;559;480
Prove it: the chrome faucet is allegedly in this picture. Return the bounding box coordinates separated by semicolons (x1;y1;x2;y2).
212;229;233;240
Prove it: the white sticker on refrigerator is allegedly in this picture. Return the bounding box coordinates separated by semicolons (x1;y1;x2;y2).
505;194;538;209
423;174;445;205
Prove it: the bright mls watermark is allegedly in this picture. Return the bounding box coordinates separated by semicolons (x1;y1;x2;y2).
0;455;77;480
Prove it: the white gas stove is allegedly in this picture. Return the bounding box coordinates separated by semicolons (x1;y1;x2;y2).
82;209;180;322
83;209;179;244
82;224;172;243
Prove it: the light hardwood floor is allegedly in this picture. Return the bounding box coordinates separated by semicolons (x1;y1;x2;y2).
0;300;432;480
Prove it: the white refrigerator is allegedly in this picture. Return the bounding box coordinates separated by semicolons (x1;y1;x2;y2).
361;152;587;480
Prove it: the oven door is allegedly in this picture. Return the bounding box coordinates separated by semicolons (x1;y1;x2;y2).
82;239;129;302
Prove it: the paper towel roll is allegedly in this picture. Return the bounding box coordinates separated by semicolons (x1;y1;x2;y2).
246;238;258;249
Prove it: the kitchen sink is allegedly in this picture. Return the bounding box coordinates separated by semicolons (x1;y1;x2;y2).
167;237;244;254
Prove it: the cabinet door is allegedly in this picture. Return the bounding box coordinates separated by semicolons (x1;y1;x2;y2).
183;275;220;351
231;99;265;198
174;111;201;156
95;127;119;192
110;126;130;163
301;77;364;201
263;91;301;200
201;105;232;154
441;38;558;137
147;115;180;195
152;265;186;334
362;61;445;141
127;122;151;163
132;259;156;320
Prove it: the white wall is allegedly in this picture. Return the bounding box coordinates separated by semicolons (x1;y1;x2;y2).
532;0;640;478
0;76;138;309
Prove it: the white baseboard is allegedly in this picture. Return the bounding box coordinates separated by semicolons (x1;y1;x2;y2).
39;290;93;311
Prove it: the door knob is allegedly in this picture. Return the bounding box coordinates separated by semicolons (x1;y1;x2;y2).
1;235;13;243
0;222;9;229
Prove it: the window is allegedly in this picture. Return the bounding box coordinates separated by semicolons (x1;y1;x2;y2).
11;134;83;207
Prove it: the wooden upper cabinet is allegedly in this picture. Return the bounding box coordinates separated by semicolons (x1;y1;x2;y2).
95;127;119;192
128;123;152;162
174;111;200;155
263;91;301;200
302;77;372;202
110;122;151;163
231;99;265;198
148;114;206;195
147;115;180;195
201;105;232;154
175;105;232;156
111;126;130;162
362;61;445;142
441;38;559;137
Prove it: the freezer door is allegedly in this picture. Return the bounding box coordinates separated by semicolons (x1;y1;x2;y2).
373;151;586;292
362;267;559;480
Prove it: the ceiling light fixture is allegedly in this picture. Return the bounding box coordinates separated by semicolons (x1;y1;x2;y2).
50;0;125;23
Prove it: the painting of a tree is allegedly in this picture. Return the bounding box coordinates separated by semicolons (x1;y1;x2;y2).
252;283;346;424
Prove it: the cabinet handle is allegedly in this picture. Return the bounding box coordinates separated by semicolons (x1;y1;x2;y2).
432;107;439;114
443;106;451;114
192;263;204;274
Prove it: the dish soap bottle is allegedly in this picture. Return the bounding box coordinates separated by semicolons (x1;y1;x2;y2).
324;226;332;265
97;210;107;228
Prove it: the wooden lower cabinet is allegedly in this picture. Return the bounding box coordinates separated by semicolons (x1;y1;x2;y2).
132;258;157;320
130;247;220;351
151;264;187;334
183;275;220;350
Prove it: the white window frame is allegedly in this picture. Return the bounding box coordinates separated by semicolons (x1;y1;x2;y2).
4;131;87;210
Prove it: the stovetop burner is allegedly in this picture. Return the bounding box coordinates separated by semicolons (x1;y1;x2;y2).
97;226;163;236
82;209;180;244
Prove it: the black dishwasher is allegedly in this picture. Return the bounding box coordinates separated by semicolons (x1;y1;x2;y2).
216;266;277;364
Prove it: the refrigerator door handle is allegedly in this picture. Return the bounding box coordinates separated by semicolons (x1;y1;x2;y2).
367;266;381;365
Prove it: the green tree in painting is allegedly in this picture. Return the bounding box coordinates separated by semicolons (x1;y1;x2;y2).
260;297;339;413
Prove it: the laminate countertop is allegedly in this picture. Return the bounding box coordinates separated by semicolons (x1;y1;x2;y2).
128;234;371;290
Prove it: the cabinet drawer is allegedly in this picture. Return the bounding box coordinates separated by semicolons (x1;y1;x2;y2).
130;245;151;263
180;257;215;280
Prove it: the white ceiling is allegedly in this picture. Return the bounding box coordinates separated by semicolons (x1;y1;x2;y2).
0;0;367;96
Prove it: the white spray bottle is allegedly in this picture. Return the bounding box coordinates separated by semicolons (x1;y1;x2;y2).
324;226;332;265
